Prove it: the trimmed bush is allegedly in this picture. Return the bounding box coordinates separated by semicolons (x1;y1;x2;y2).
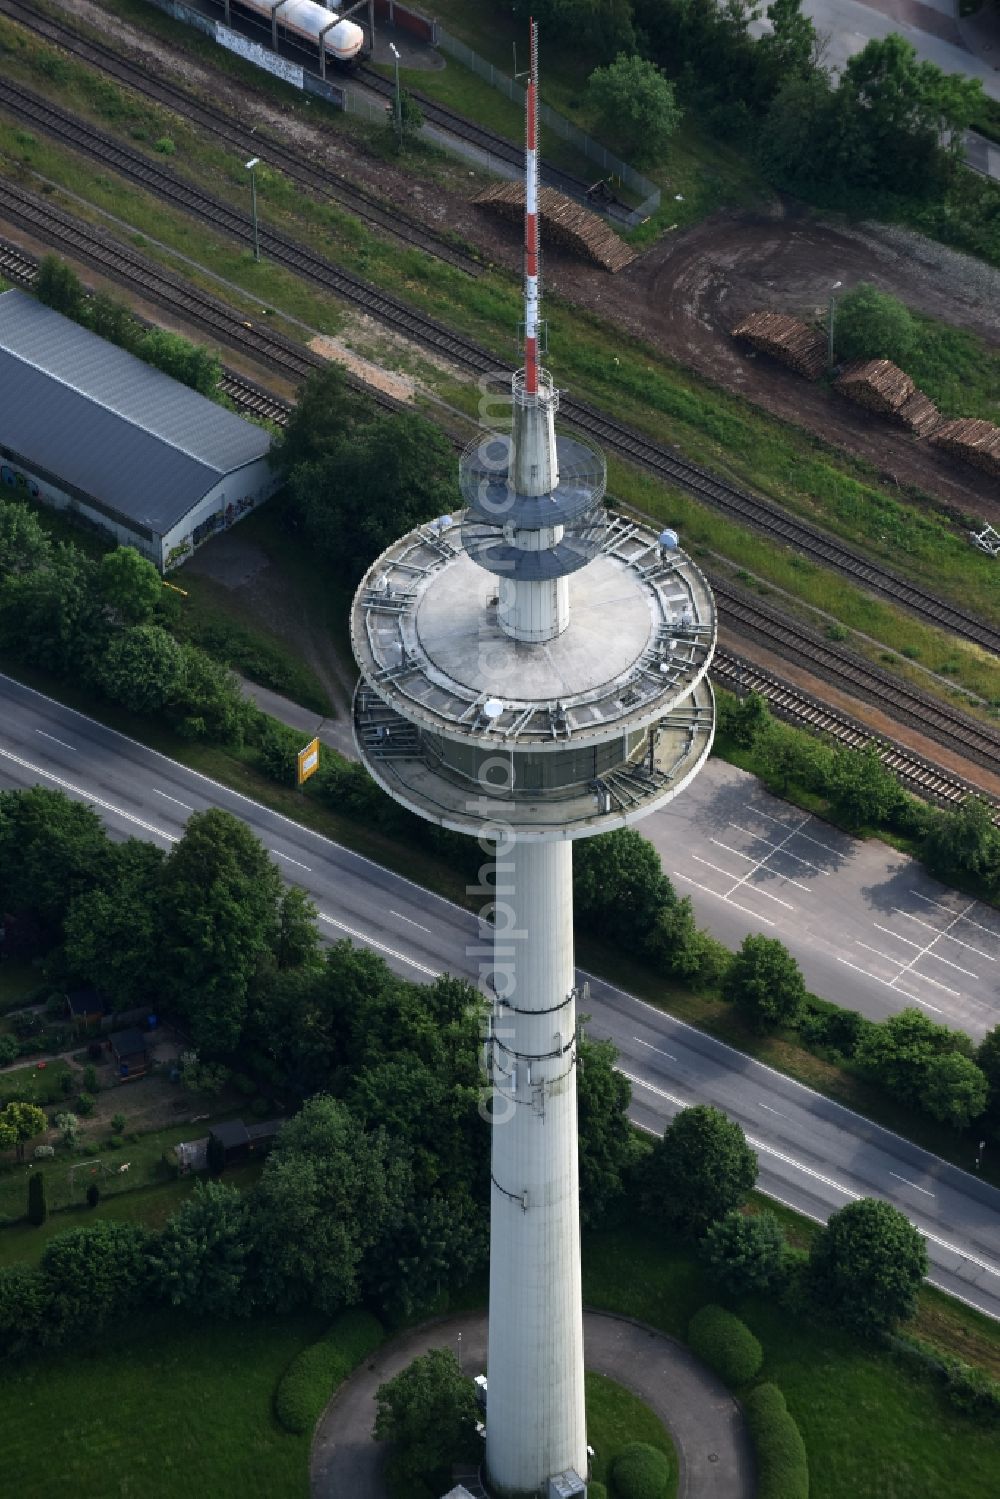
687;1304;762;1388
743;1383;808;1499
274;1309;383;1434
610;1441;671;1499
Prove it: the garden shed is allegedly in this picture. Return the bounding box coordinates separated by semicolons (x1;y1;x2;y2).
107;1028;149;1080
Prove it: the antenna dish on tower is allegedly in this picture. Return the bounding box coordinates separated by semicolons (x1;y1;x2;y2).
658;529;679;551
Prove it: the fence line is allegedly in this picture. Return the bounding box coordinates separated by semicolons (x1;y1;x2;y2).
436;30;660;223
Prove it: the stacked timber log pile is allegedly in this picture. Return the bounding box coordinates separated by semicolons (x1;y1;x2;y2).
475;182;635;272
833;359;941;438
931;418;1000;479
730;311;826;379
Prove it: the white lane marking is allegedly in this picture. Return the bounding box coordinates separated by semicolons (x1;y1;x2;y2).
154;789;193;812
835;956;943;1012
728;823;830;874
0;746;176;843
895;908;996;958
873;923;977;976
672;870;776;927
623;1070;1000;1283
274;850;312;871
633;1036;677;1062
317;912;440;977
760;1103;791;1119
36;729;75;751
391;910;432;934
710;837;810;891
890;1171;936;1198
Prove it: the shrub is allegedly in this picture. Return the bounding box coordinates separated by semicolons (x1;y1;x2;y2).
27;1172;46;1226
0;1035;18;1066
274;1310;384;1434
702;1210;788;1297
59;1072;74;1095
86;1184;100;1208
589;1485;608;1499
153;135;176;154
161;1147;180;1178
609;1440;672;1499
83;1065;99;1093
111;1113;126;1134
687;1305;763;1388
743;1383;808;1499
76;1093;95;1117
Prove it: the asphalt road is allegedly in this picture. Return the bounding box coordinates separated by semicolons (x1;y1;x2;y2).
3;671;1000;1320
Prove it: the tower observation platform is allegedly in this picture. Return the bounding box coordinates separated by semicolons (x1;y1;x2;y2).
350;21;715;1497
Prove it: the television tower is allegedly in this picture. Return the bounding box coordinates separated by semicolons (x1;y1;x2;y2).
351;22;716;1494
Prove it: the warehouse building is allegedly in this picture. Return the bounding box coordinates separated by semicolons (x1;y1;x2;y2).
0;289;279;571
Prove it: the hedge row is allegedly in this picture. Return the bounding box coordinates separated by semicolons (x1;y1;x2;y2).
688;1304;763;1388
887;1332;1000;1422
744;1383;809;1499
274;1309;384;1434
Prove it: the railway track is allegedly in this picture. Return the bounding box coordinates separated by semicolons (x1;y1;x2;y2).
1;223;997;811
0;0;485;278
1;64;997;667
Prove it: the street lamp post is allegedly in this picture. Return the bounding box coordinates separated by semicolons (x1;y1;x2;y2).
827;279;843;374
389;42;402;149
245;156;261;263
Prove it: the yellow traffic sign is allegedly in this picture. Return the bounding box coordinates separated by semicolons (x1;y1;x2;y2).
297;736;320;786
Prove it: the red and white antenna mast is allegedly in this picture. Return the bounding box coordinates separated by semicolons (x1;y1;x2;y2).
523;17;540;397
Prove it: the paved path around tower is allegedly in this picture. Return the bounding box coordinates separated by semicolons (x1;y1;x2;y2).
309;1309;754;1499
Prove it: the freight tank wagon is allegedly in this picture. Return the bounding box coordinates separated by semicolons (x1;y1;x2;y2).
232;0;366;66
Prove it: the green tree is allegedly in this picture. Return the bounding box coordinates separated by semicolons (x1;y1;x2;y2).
34;255;83;318
374;1348;479;1488
27;1171;47;1227
638;1105;758;1237
0;787;113;945
168;644;252;744
976;1025;1000;1118
40;1221;151;1338
157;809;283;1054
0;1102;47;1163
577;1037;640;1225
1;542;101;678
275;885;322;971
387;88;424;145
832;283;918;366
137;328;221;397
702;1209;788;1297
0;1263;50;1359
922;1051;988;1129
85;290;138;349
587;53;682;162
721;690;772;749
54;1112;79;1149
646;895;728;985
573;827;673;949
62;840;166;1011
271;365;367;478
95;623;185;715
254;1095;404;1313
809;1197;927;1335
365;1189;486;1321
96;546;163;625
757;0;817;89
827;744;903;831
150;1181;251;1317
723;934;806;1032
922;797;1000;895
0;499;52;578
855;1007;971;1109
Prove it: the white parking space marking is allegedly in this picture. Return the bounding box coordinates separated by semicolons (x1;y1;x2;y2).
890;1171;936;1198
747;805;842;856
633;1036;678;1061
711;837;810;892
873;923;977;977
36;730;75;751
836;956;942;1012
391;910;433;934
894;908;996;960
274;851;312;871
154;789;193;811
672;871;776;927
911;891;1000;941
728;823;830;874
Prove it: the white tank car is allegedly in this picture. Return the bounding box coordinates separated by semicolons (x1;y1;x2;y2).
235;0;366;65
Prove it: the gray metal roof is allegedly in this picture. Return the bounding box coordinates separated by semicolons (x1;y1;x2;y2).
0;290;271;536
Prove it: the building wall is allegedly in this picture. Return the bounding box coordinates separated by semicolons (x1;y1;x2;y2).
160;458;280;571
0;449;160;562
1;447;278;572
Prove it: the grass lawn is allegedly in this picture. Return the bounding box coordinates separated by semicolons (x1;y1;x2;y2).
586;1371;678;1496
0;1059;72;1109
0;1311;321;1499
583;1225;1000;1499
0;1161;263;1267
